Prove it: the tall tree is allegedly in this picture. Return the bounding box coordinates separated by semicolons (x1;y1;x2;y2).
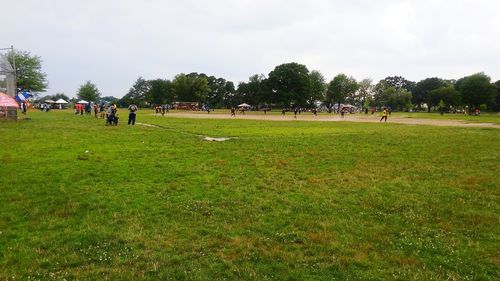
120;77;150;107
52;92;69;101
8;50;48;93
101;96;120;105
413;77;448;111
374;80;412;111
326;74;358;110
494;80;500;111
222;81;236;108
354;78;373;108
146;79;173;105
77;81;100;102
458;73;497;109
205;76;235;108
427;86;461;110
266;62;312;107
172;73;209;103
308;70;326;108
235;74;266;107
384;76;415;92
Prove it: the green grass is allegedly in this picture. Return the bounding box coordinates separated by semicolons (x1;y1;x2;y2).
395;112;500;124
1;110;499;280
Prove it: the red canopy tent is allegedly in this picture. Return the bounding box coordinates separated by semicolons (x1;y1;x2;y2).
0;92;19;120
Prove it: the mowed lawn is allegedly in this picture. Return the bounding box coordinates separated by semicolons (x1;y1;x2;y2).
0;110;498;280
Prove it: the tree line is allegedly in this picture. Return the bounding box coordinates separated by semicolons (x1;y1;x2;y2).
5;50;499;112
117;62;500;112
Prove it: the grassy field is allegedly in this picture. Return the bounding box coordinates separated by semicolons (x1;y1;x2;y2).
395;112;500;125
1;110;499;280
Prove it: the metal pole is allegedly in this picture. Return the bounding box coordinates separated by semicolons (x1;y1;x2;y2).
11;45;16;93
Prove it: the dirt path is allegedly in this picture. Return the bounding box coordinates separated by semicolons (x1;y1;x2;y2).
152;112;500;129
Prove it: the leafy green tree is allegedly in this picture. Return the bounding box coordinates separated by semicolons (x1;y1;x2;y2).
222;81;236;108
427;86;461;110
374;80;412;111
101;96;120;105
120;77;150;107
181;73;236;108
8;50;48;92
493;80;500;111
172;73;209;103
266;62;312;107
52;93;69;101
384;76;415;92
205;76;235;108
458;73;497;109
413;77;448;111
77;81;100;102
326;74;358;110
308;70;326;108
235;74;266;107
355;78;373;108
438;99;446;114
38;92;69;103
146;79;173;105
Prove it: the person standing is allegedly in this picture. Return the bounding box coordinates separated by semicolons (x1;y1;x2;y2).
106;105;114;125
380;108;388;122
128;104;138;125
93;104;98;118
100;104;106;118
85;103;91;115
20;101;27;115
230;107;235;117
128;103;138;125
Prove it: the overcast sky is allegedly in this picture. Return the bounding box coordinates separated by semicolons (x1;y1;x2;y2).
2;0;499;98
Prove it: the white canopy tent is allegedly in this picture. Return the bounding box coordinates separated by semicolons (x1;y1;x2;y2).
55;99;68;109
44;99;56;103
238;103;251;108
77;100;88;104
55;99;68;104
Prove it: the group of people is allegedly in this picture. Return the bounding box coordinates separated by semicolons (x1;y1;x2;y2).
74;103;103;118
104;103;138;125
154;104;169;116
74;103;92;116
72;102;138;126
228;106;391;122
105;103;138;126
230;107;248;116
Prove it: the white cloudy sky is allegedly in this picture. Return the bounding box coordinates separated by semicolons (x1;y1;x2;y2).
2;0;499;97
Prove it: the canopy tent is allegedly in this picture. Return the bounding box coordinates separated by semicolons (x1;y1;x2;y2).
0;92;18;107
0;92;18;120
44;99;56;103
77;100;88;104
55;99;68;104
238;103;251;108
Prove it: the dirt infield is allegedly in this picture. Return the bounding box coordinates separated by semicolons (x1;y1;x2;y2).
153;112;500;128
